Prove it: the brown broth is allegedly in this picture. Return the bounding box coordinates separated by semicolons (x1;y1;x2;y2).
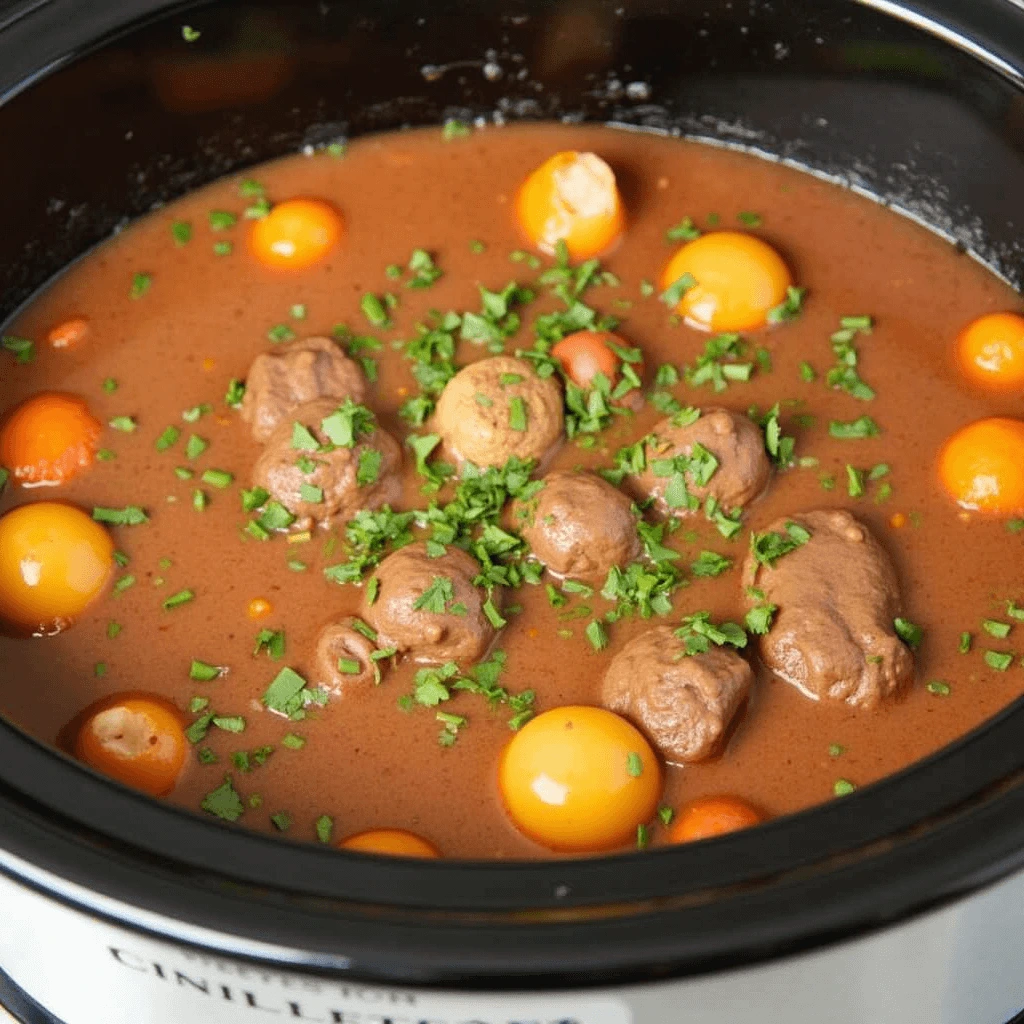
1;123;1022;859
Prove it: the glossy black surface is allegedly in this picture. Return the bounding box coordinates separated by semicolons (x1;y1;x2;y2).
0;0;1023;988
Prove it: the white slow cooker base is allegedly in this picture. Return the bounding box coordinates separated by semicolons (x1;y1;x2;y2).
2;849;1023;1024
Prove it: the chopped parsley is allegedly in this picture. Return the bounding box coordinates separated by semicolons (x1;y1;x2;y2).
315;815;334;843
267;323;296;343
413;575;456;614
162;589;195;610
441;118;471;141
405;248;443;288
626;752;644;777
254;629;285;660
690;550;733;577
894;617;923;650
360;293;391;328
185;434;208;460
201;776;245;821
92;505;149;527
321;399;376;448
1;335;34;364
833;779;856;797
225;379;246;407
437;711;468;747
766;285;805;324
109;415;137;433
674;611;747;655
508;396;529;432
926;681;951;696
660;272;697;307
744;600;777;635
201;468;233;489
985;650;1014;672
683;333;753;392
261;666;327;720
665;216;701;242
983;619;1011;639
208;210;237;231
827;315;876;400
190;660;223;682
585;619;609;651
171;221;192;246
749;521;811;568
829;416;880;440
129;272;152;299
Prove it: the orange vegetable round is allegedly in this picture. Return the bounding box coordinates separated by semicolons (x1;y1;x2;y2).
668;795;763;844
938;417;1024;515
47;317;90;351
499;705;662;853
339;829;441;858
0;392;101;487
955;312;1024;390
516;151;625;261
250;198;343;270
660;231;793;332
0;502;114;635
74;694;187;797
551;330;644;395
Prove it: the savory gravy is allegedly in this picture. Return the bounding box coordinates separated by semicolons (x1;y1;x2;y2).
1;123;1021;858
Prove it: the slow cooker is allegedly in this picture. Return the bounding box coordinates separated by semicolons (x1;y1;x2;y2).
2;1;1024;1021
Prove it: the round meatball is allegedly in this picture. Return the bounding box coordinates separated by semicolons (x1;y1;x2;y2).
602;626;753;763
363;542;498;666
742;509;913;709
632;407;771;517
251;398;401;531
313;617;387;695
519;470;641;584
434;356;564;468
240;336;366;443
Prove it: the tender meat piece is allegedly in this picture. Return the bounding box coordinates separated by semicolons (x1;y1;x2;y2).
251;398;401;531
313;617;385;694
601;626;753;763
632;407;771;517
240;336;366;442
362;542;499;665
742;509;913;709
518;470;641;584
434;356;564;468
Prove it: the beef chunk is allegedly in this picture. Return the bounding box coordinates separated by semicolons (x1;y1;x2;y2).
434;356;564;468
601;625;753;763
632;407;771;517
742;509;913;708
251;398;401;531
240;336;366;442
313;617;384;694
362;542;498;665
519;470;640;584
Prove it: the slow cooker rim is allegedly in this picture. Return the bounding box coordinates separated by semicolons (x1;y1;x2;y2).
2;0;1024;989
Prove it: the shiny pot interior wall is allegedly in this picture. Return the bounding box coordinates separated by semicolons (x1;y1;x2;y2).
0;0;1023;324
